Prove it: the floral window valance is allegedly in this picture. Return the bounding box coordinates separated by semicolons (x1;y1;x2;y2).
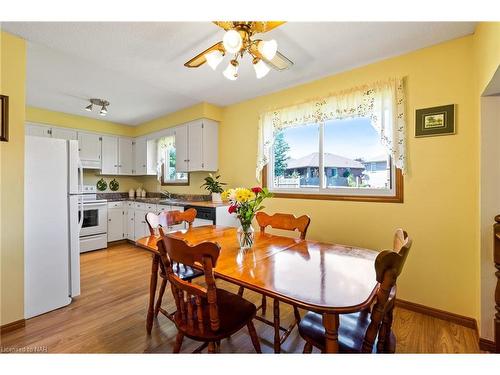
256;77;407;181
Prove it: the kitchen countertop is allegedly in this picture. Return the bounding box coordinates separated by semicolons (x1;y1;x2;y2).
105;197;231;208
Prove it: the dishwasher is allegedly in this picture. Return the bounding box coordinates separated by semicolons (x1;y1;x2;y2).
184;205;216;227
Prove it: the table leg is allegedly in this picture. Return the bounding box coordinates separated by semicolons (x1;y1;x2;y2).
273;299;281;353
322;313;340;353
146;254;159;334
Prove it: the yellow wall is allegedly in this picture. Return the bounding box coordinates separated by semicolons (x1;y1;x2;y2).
0;32;26;326
220;35;479;319
82;171;141;193
26;107;135;137
474;22;500;95
134;102;222;137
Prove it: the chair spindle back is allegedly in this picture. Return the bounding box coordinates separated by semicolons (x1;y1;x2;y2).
157;235;221;332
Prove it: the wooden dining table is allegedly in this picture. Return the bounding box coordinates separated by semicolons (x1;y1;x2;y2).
136;225;380;353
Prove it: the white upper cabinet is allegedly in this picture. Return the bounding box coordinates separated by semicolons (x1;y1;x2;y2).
118;138;134;175
174;119;218;172
101;135;119;174
134;137;157;176
51;127;77;140
26;123;51;137
101;136;134;175
174;125;189;172
26;123;77;140
78;132;102;169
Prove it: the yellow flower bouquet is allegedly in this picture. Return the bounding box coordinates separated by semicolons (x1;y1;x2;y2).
222;186;272;249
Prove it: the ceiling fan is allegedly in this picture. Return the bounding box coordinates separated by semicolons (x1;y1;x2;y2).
184;21;293;80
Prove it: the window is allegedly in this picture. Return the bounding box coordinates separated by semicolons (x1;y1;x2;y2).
266;117;402;202
158;135;189;185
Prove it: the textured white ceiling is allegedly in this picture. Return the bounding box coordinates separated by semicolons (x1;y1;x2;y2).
2;22;476;125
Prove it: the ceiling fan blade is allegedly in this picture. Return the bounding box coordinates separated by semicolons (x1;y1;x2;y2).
213;21;286;34
251;21;286;34
249;42;293;71
184;41;224;68
263;51;294;71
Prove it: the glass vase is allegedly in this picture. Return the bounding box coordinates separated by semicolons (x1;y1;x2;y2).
237;224;255;250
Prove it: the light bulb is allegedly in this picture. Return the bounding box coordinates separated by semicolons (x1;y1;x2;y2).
222;30;243;54
253;59;270;79
205;50;224;70
258;39;278;60
85;104;93;112
223;60;238;81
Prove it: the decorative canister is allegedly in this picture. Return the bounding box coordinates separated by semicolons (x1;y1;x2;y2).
128;188;135;198
136;187;142;197
141;189;147;198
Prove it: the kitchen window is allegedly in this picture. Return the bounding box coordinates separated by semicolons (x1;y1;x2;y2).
158;135;189;185
258;78;406;203
264;117;402;202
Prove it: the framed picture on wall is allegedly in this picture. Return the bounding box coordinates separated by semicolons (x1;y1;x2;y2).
1;95;8;142
415;104;455;137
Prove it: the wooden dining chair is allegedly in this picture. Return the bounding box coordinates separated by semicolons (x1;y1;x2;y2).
157;234;262;353
298;229;412;353
237;211;310;353
145;208;203;318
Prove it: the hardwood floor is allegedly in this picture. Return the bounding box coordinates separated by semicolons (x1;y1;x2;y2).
0;243;481;353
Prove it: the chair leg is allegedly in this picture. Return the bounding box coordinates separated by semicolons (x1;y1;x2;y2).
247;321;262;353
237;286;244;297
303;342;313;353
293;306;301;323
154;278;168;317
261;295;267;315
173;332;184;353
273;299;280;353
208;342;216;353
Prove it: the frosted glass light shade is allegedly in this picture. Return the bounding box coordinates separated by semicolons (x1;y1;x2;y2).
258;39;278;60
253;59;270;79
223;61;238;80
205;50;224;70
223;30;243;54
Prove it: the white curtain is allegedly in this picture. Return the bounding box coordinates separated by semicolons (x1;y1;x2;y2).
256;77;407;181
156;135;175;182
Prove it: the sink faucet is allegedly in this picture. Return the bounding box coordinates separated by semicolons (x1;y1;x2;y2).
160;190;172;199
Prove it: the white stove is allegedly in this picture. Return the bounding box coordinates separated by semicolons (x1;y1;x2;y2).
80;185;108;253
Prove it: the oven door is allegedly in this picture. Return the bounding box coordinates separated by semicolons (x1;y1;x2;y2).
80;202;107;237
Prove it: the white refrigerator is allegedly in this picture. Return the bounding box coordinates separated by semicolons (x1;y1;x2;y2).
24;136;83;318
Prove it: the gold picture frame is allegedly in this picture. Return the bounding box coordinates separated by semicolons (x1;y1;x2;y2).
0;95;8;142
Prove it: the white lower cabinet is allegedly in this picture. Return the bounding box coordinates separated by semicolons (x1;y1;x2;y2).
126;202;135;241
107;201;233;243
107;202;126;242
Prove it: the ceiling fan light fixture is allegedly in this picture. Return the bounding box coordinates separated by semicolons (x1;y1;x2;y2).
84;104;93;112
222;30;243;54
205;50;224;70
258;39;278;60
100;105;108;116
223;60;239;81
253;58;270;79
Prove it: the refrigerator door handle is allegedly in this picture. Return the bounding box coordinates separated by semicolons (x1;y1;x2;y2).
78;159;83;194
78;195;84;229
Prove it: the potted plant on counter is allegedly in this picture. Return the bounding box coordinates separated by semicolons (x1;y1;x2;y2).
201;173;226;203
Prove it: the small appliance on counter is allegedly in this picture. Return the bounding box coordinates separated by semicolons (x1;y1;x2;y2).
80;185;108;253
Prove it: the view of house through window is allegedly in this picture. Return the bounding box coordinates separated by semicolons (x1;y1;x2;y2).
271;117;392;194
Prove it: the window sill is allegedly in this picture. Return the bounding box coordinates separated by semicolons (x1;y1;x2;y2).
263;167;404;203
